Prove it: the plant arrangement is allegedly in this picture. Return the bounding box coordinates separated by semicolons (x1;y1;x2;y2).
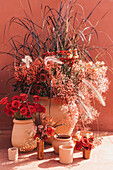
1;0;110;129
74;135;94;151
34;116;55;141
0;94;45;120
73;131;102;151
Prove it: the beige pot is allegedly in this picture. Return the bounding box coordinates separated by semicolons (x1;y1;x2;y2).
52;134;74;154
39;97;77;136
11;119;37;152
59;145;74;164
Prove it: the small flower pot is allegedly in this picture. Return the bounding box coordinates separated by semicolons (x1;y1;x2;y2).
59;145;74;164
83;149;91;159
52;134;74;154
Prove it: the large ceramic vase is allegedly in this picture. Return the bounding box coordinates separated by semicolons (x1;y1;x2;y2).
11;119;37;152
39;97;77;136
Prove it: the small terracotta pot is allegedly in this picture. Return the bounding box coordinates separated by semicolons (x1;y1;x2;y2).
52;134;74;154
83;149;91;159
59;145;74;164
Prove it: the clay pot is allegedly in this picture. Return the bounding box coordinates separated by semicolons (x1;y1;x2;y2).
83;149;91;159
39;97;77;136
11;119;37;152
59;145;74;164
52;134;74;154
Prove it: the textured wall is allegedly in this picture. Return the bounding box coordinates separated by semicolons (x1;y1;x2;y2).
0;0;113;131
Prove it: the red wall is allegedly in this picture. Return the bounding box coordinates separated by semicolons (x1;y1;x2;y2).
0;0;113;131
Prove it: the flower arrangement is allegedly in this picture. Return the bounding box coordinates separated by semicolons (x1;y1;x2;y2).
74;135;94;151
73;131;102;151
34;116;55;141
0;94;45;120
2;0;110;129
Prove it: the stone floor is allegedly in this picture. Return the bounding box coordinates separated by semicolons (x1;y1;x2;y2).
0;130;113;170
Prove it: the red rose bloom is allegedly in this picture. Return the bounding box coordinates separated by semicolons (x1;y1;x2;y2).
20;107;28;116
12;100;21;108
6;109;14;117
26;111;32;118
33;95;40;103
39;105;46;113
20;93;28;102
12;95;19;101
11;107;18;113
46;126;54;136
6;101;12;110
0;97;8;105
29;105;36;115
75;141;83;150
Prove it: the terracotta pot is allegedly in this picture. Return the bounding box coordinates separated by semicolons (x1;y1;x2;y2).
37;139;44;160
59;145;74;164
52;134;74;154
83;149;91;159
39;97;77;136
11;119;37;152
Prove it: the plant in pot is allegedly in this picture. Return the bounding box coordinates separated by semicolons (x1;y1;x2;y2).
73;133;102;159
1;0;110;136
0;93;46;152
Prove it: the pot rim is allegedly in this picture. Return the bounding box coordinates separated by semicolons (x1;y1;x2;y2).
59;145;74;150
54;134;72;141
13;118;33;124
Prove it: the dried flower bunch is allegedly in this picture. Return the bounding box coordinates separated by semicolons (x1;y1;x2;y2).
2;0;110;127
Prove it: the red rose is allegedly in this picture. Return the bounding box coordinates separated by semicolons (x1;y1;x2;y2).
33;95;40;103
46;126;54;136
26;111;32;118
11;107;18;113
40;105;46;113
6;101;12;110
0;97;8;105
75;141;83;150
20;107;28;116
12;95;19;101
35;103;42;112
20;93;28;102
12;100;21;108
6;109;14;117
28;105;36;115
